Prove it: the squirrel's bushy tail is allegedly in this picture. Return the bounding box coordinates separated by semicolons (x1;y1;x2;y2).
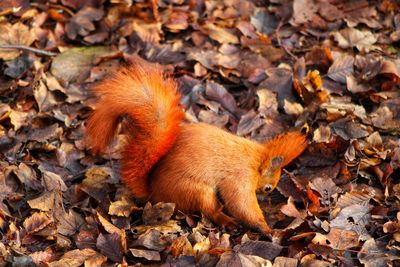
86;65;183;198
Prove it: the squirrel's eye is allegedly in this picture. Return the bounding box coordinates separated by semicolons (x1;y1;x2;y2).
264;185;272;192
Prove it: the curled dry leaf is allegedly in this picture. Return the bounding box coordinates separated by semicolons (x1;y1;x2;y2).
134;229;171;251
250;8;278;35
205;81;238;114
312;228;359;250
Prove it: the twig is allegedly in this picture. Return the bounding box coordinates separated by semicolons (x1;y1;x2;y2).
0;44;58;56
0;7;15;17
275;19;297;60
30;2;75;16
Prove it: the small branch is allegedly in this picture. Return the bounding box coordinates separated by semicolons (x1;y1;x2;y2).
0;44;58;56
30;2;75;17
275;19;297;60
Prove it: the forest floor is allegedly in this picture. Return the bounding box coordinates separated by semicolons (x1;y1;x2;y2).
0;0;400;266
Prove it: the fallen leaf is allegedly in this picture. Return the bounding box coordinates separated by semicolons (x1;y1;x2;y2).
291;0;318;25
333;28;378;52
50;46;111;83
330;204;371;240
108;198;139;217
23;212;53;235
142;202;175;225
27;191;61;212
217;251;272;267
130;248;161;261
250;8;278;35
65;7;104;39
205;81;238;114
328;55;354;84
0;22;35;60
234;240;282;260
47;248;98;267
203;23;239;44
96;233;123;263
57;210;85;236
358;239;392;267
336;190;375;208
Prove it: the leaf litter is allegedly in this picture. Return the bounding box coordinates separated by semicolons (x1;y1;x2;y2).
0;0;400;266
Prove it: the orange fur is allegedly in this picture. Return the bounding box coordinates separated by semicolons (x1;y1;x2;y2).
86;65;183;197
86;65;307;235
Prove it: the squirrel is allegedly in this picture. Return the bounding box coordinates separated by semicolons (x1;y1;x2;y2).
86;64;307;235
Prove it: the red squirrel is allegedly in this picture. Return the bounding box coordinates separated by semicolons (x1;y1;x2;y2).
86;64;307;235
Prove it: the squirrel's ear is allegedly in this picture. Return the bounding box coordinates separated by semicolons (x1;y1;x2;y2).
270;156;284;169
260;156;283;177
263;131;307;167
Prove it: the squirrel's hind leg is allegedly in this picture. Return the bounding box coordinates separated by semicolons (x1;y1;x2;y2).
199;187;237;230
150;182;236;230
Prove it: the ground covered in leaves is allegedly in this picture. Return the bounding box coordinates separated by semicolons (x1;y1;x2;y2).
0;0;400;266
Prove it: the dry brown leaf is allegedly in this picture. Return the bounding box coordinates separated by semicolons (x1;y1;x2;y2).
309;177;341;206
234;240;282;260
130;248;161;261
291;0;318;25
332;28;378;52
41;170;68;192
47;248;98;267
358;239;392;267
108;198;139;217
23;212;53;235
330;204;371;240
203;23;239;44
57;210;85;236
142;202;175;225
217;251;272;267
170;235;194;257
27;191;61;212
0;22;35;60
274;257;298;267
65;7;104;39
328;55;354;84
96;233;123;263
51;46;111;83
336;190;375;208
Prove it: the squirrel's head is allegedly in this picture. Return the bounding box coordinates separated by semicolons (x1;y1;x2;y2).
258;156;284;193
257;131;307;193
